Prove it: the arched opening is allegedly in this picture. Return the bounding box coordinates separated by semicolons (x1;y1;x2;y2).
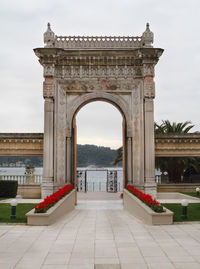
71;98;128;203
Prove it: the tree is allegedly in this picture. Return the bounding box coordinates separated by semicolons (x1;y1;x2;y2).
155;120;200;182
155;120;194;134
113;147;123;166
114;120;200;182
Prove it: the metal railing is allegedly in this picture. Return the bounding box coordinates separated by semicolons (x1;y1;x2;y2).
77;181;122;192
77;169;123;192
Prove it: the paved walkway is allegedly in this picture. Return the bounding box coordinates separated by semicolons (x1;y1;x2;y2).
1;200;200;269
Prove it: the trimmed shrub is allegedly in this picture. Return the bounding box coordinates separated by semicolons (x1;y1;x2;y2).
0;180;18;198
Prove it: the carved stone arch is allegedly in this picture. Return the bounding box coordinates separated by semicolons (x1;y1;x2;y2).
36;23;163;199
65;91;130;194
67;91;131;129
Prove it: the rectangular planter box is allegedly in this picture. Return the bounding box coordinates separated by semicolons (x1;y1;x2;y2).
26;189;75;225
124;189;173;225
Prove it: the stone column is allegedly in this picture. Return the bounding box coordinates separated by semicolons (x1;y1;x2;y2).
66;137;72;183
144;98;157;198
42;98;54;198
127;137;132;185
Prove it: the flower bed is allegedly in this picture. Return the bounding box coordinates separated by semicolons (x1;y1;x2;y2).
124;188;173;225
126;185;164;213
26;188;75;225
34;184;74;213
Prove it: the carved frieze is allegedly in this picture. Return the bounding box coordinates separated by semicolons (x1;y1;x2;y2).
61;78;136;92
55;65;137;79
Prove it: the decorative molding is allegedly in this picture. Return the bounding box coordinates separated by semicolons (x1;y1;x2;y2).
143;64;154;77
61;78;136;92
44;64;55;77
54;35;143;49
55;65;137;79
43;23;155;49
56;86;66;183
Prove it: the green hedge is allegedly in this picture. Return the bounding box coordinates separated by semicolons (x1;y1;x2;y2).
0;180;18;198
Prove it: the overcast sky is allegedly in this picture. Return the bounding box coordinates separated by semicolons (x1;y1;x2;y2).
0;0;199;149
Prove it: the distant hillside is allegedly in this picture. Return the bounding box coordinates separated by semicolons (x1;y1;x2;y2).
77;144;122;167
0;144;122;168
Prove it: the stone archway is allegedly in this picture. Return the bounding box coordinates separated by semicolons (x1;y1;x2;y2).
70;94;128;198
35;23;163;198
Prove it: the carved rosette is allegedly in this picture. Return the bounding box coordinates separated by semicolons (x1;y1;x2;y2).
43;77;55;98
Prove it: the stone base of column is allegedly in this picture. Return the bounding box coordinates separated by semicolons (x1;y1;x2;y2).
53;183;66;193
144;181;157;199
133;184;145;192
41;177;54;199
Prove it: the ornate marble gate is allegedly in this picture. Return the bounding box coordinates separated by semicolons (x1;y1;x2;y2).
35;23;163;198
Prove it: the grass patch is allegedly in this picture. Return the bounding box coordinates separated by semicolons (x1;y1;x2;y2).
0;203;35;223
163;203;200;222
181;192;200;199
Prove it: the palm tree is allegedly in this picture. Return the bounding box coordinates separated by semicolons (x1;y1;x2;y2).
155;120;194;134
155;120;199;182
114;120;199;182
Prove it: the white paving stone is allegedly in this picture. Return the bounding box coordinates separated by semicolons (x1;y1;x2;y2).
0;200;200;268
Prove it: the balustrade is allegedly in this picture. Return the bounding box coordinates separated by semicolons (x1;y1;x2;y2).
1;175;42;185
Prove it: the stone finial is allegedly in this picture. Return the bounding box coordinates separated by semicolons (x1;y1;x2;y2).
44;23;55;48
142;23;154;48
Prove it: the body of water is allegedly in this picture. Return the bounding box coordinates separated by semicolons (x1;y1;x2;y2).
0;167;159;191
0;167;43;175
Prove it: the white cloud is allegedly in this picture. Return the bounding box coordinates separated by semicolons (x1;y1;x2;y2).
0;0;199;144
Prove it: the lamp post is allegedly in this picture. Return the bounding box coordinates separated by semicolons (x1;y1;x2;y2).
181;199;188;220
196;187;200;197
10;199;18;219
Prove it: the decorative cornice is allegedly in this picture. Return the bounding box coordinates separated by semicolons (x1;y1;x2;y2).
0;133;199;144
0;133;43;139
155;133;200;143
43;23;154;49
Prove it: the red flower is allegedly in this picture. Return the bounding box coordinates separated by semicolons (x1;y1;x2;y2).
34;184;74;213
126;185;163;213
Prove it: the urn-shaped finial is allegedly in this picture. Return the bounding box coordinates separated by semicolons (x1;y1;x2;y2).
142;23;154;47
44;23;55;48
